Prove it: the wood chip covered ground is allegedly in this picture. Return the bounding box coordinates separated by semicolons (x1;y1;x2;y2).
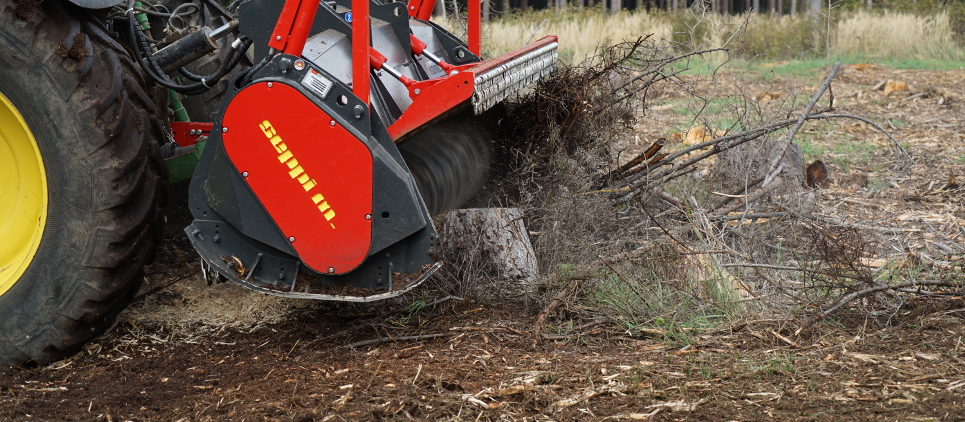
1;64;964;421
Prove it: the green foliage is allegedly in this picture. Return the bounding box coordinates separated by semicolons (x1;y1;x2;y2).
732;16;827;60
588;245;742;347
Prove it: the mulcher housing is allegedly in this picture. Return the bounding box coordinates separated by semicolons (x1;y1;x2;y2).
182;0;557;300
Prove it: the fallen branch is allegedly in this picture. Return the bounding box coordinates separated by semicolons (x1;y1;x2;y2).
656;190;685;210
345;333;453;349
612;110;911;205
796;280;964;336
770;330;800;348
449;326;522;335
533;279;580;340
720;262;867;280
762;62;841;185
707;211;790;221
710;177;784;215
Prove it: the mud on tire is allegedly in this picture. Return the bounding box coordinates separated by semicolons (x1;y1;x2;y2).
0;0;167;367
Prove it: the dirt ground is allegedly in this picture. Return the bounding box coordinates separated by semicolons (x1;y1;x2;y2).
2;64;965;421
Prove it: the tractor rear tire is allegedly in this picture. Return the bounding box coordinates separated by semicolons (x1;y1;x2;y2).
0;1;167;368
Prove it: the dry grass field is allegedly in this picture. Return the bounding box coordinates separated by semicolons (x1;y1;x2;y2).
467;8;965;64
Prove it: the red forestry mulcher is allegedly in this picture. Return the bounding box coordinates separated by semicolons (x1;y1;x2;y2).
0;0;556;367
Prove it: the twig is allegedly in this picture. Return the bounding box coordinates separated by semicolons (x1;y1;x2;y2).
533;279;580;340
345;333;452;349
412;363;422;385
613;109;909;204
427;295;464;308
710;177;784;215
783;210;919;233
708;211;790;221
131;269;201;303
711;176;766;209
524;18;547;44
363;361;383;393
770;330;800;348
720;262;866;279
656;190;684;210
763;62;841;186
449;326;521;335
812;114;912;166
605;67;689;109
610;47;729;95
796;280;964;336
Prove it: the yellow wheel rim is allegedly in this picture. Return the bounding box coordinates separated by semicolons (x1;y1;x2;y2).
0;91;47;296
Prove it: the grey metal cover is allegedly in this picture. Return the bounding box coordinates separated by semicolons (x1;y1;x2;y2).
68;0;125;9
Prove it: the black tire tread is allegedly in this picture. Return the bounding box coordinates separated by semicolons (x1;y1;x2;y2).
0;0;166;367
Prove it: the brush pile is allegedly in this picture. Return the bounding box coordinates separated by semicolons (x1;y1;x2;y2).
429;34;965;342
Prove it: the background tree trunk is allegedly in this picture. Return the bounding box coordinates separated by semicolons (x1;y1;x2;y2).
808;0;820;16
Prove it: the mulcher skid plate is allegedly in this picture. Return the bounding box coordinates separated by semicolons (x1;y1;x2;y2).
185;0;557;301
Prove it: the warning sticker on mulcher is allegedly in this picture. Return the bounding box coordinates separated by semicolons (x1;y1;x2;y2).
417;52;447;79
302;69;334;99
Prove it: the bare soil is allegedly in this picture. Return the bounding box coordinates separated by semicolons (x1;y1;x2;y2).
2;65;965;421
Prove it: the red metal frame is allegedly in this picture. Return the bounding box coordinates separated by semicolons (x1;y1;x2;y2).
269;0;369;105
387;71;474;140
236;0;557;268
468;0;480;55
352;0;370;105
170;121;213;147
267;0;300;51
283;0;321;56
387;35;558;141
267;0;320;56
407;0;478;55
406;0;435;20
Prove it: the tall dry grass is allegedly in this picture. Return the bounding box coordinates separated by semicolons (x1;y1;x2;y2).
834;10;965;61
482;10;672;63
480;9;965;64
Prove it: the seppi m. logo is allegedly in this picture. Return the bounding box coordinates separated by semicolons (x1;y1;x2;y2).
259;120;336;229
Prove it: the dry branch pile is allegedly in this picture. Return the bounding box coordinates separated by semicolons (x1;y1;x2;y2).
439;35;965;341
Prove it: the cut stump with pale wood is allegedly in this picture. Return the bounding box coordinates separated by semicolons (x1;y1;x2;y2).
440;208;539;295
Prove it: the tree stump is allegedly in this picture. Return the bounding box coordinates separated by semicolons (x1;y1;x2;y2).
440;208;539;296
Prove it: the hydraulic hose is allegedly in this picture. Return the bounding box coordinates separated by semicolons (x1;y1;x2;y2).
126;3;245;95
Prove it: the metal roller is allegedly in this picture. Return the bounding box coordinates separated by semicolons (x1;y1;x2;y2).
399;115;493;216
